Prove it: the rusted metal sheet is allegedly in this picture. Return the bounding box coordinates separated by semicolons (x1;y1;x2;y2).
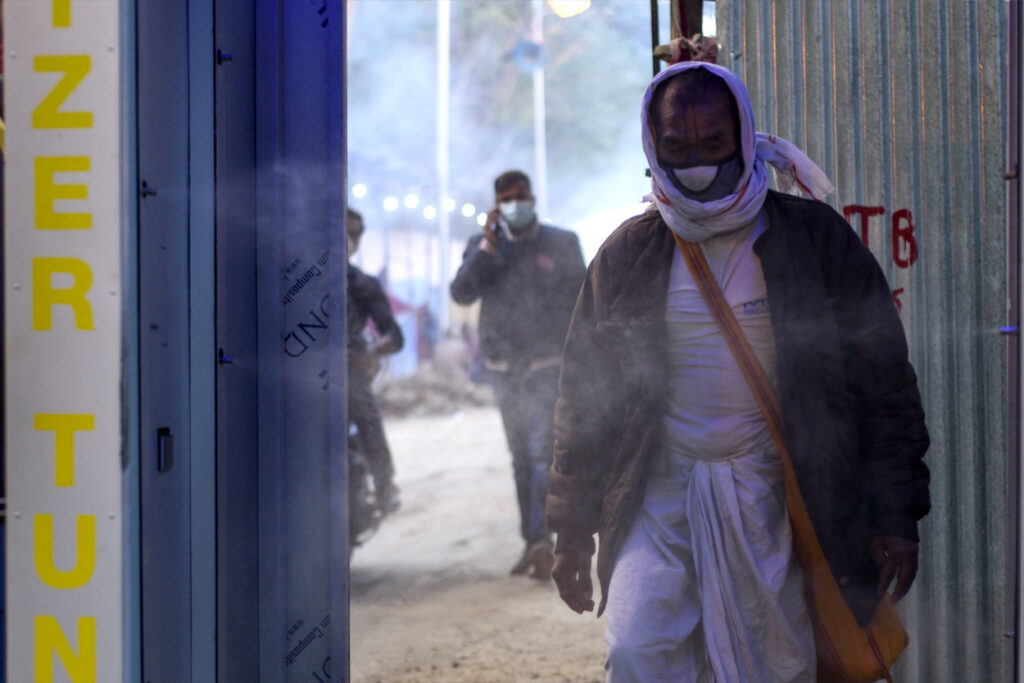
717;1;1010;680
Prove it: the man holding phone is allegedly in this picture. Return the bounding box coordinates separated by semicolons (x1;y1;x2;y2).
450;170;586;580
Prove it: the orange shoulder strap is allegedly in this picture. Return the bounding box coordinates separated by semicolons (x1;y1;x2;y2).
672;231;903;683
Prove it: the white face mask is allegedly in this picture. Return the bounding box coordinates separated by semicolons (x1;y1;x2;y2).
668;156;743;202
499;198;536;234
347;235;359;257
672;165;718;192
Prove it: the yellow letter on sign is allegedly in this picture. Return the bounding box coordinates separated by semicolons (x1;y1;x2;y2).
35;413;95;487
52;0;71;27
34;514;96;589
34;616;96;683
32;258;94;331
35;156;91;230
33;55;92;129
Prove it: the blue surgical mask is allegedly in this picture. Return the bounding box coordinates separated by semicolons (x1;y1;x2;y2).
666;155;743;202
499;198;537;235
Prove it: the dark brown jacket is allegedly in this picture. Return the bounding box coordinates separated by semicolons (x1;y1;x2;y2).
546;191;930;623
450;224;587;368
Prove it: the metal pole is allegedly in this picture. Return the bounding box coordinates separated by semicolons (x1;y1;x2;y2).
1007;2;1023;680
650;0;660;77
437;0;451;332
531;0;548;219
382;217;391;290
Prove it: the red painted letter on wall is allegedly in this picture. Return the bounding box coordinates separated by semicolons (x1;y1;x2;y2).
892;209;919;268
843;205;885;245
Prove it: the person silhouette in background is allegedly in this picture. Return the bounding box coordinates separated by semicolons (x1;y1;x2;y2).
450;170;586;580
347;208;404;513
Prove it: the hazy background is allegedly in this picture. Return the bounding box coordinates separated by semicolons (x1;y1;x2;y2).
346;0;715;333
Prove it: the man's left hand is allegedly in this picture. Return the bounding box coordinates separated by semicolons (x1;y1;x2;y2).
871;536;919;602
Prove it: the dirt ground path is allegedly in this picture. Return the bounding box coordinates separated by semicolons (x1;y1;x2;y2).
350;407;607;682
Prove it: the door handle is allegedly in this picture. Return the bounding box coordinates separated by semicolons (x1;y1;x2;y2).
157;427;174;472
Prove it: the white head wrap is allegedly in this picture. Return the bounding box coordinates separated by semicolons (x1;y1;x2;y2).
642;61;834;242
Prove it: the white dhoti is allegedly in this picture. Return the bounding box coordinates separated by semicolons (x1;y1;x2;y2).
604;449;816;682
604;219;816;682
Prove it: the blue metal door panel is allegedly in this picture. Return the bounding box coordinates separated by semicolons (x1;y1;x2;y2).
213;0;261;679
214;3;348;680
137;0;217;680
253;2;349;680
136;0;192;679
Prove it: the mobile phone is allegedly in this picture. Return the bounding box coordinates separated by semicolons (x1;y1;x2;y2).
496;216;513;241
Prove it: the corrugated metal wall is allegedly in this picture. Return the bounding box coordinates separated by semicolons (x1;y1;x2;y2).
717;2;1010;680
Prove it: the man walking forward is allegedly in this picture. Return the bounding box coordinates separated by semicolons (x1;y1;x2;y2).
546;62;930;681
451;170;587;580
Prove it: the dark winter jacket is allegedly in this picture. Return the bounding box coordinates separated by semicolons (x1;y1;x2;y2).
450;224;587;369
545;191;930;624
347;265;404;354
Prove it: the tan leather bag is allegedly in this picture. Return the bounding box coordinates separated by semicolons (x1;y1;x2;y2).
674;233;907;682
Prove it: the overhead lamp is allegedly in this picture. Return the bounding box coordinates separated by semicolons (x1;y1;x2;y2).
404;194;420;209
383;196;399;212
423;206;437;220
461;203;476;218
547;0;590;18
352;183;367;198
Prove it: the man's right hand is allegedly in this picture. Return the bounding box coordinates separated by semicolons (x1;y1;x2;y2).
479;209;501;254
367;333;400;357
552;550;595;614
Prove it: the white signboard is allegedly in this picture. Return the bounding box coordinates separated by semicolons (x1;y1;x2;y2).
4;1;123;681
